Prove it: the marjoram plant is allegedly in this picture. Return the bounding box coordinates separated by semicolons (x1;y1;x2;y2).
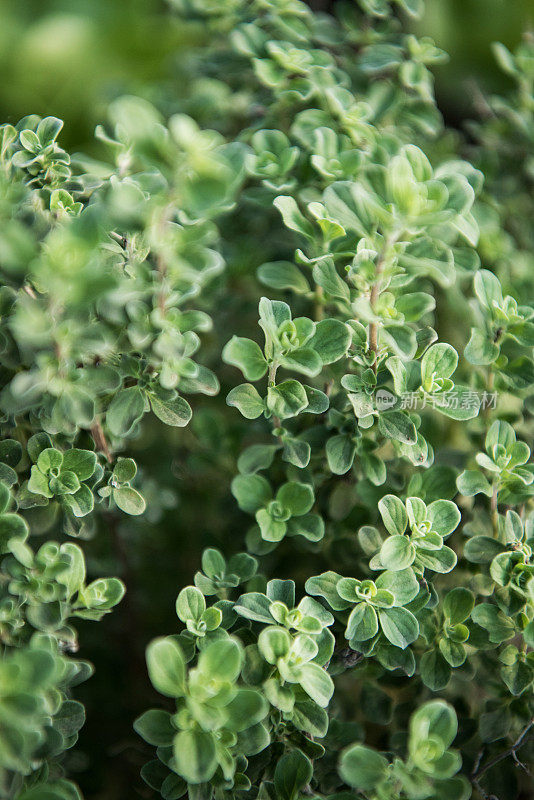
0;1;533;799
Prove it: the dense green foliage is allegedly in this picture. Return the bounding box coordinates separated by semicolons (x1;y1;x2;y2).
0;1;533;799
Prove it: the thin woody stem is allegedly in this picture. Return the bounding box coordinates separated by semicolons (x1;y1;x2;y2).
91;418;112;463
471;718;533;797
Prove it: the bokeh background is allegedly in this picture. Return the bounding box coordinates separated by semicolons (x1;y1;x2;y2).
0;1;532;797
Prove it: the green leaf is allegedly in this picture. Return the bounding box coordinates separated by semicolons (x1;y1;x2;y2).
37;448;63;473
236;721;270;757
326;435;356;475
456;470;492;497
280;347;322;377
360;452;386;486
378;411;417;444
378;495;408;536
274;196;314;239
421;343;458;389
223;336;268;380
303;385;329;413
486;419;515;454
149;392;192;427
312;259;350;301
410;699;458;748
81;577;125;609
62;449;97;481
57;543;86;598
308;319;350;364
426;500;461;537
474;269;502;310
297;661;334;707
0;512;28;552
27;433;53;463
380;535;415;571
471;604;514;643
113;457;137;483
464;535;506;563
339;744;388;791
501;660;533;696
288;512;324;542
62;484;95;517
54;470;80;495
382;325;417;360
232;474;272;513
443;588;474;626
176;586;206;622
134;709;175;746
282;436;311;468
201;548;226;578
267;579;295;606
258;626;291;663
257;508;286;542
113;485;146;516
291;700;329;738
274;750;313;800
431;386;481;420
267;380;308;419
107;386;145;437
420;649;451;691
416;545;457;573
237;444;279;475
257;261;310;294
439;638;466;668
0;484;9;515
397;0;424;16
277;481;314;516
323;181;383;237
305;572;351;611
54;699;86;738
198;637;242;681
378;607;419;649
224;688;268;731
376;568;419;606
28;465;53;498
234;592;273;624
396;292;436;321
465;328;499;365
146;637;186;698
227;383;265;419
174;730;217;784
346;602;378;642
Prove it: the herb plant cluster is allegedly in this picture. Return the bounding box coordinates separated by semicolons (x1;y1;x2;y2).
0;1;533;799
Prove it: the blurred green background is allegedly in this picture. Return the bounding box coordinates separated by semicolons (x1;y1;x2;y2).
0;0;531;797
1;0;532;151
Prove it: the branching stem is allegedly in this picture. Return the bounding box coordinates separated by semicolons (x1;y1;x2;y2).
471;718;534;798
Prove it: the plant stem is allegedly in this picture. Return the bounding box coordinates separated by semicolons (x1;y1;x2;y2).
91;418;112;463
368;232;399;374
268;361;281;430
315;285;324;321
491;483;499;536
471;718;533;798
156;204;173;315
